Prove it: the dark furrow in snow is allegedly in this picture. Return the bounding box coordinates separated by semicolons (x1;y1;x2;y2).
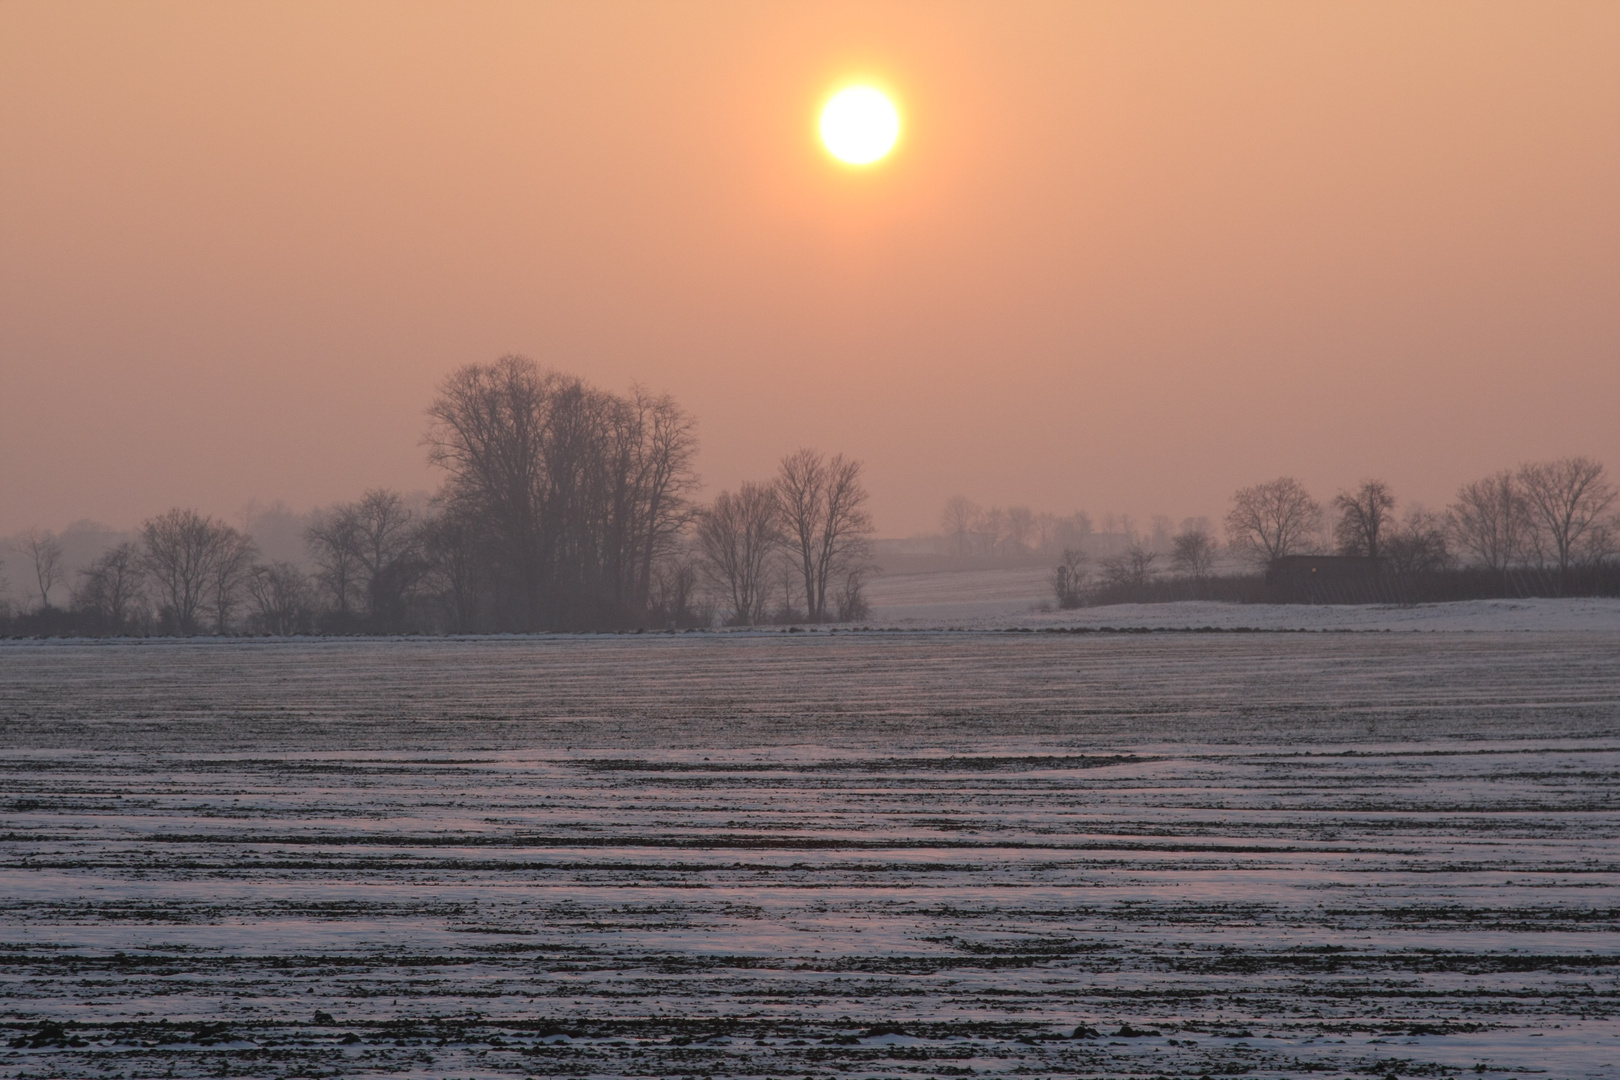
1;632;1617;1078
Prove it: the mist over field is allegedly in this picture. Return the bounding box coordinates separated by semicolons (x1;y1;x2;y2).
3;3;1618;541
3;5;1619;1079
3;351;1618;634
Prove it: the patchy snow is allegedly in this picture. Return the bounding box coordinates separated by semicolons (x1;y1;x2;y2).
862;563;1620;632
2;634;1617;1077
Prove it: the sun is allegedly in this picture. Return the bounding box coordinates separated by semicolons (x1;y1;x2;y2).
820;86;900;166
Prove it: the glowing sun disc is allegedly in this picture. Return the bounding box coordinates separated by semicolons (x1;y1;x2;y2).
820;87;900;165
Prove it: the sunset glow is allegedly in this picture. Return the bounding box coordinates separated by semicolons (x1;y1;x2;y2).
2;8;1620;1076
819;86;900;165
1;4;1617;539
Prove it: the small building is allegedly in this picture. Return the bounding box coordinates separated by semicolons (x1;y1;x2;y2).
1265;555;1389;604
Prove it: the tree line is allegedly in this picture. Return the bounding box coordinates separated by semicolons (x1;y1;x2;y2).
1223;459;1616;584
1038;456;1618;607
3;356;873;636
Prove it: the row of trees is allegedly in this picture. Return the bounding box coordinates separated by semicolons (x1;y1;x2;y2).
4;357;877;635
696;450;873;625
937;497;1222;567
418;357;874;629
1038;456;1617;607
938;498;1098;559
1225;457;1616;587
422;356;700;629
14;509;267;635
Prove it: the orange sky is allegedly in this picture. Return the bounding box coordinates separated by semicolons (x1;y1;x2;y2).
2;1;1617;538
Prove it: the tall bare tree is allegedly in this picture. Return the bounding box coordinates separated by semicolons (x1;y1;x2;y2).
619;387;700;613
1225;477;1323;567
1170;524;1218;578
306;491;431;630
425;356;550;626
305;505;364;619
978;506;1007;556
696;482;782;625
1333;480;1396;558
16;528;65;609
776;449;874;622
140;509;237;635
206;526;258;633
419;507;483;633
246;562;312;636
1004;506;1035;553
350;489;426;629
73;542;146;632
1448;471;1527;573
424;356;698;629
1517;456;1617;589
350;491;417;583
769;554;805;623
940;496;980;557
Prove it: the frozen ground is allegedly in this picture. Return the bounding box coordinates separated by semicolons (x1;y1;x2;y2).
2;633;1618;1078
864;564;1620;631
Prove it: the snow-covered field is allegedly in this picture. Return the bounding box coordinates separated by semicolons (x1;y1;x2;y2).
2;632;1618;1078
865;564;1620;631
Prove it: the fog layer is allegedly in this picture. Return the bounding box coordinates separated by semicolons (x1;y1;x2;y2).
2;2;1616;535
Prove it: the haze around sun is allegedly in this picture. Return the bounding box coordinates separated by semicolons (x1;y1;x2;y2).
820;86;900;165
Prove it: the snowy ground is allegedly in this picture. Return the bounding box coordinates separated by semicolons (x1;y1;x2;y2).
864;564;1620;631
2;633;1618;1078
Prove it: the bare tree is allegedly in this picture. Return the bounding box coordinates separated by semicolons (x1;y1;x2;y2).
1149;515;1175;552
1384;509;1453;577
696;482;782;625
305;492;432;631
647;550;708;628
621;387;701;613
1448;471;1527;572
1049;548;1088;609
1100;513;1135;540
206;526;257;633
1170;525;1217;578
140;509;236;635
349;489;426;629
73;542;146;632
350;491;417;583
1333;479;1397;558
1004;506;1035;554
939;496;979;557
1033;512;1060;552
834;569;871;622
978;506;1007;557
424;356;549;626
1517;457;1616;589
306;505;364;620
1225;477;1323;567
769;553;805;623
1046;512;1093;554
776;449;874;622
419;507;483;633
246;562;313;635
16;528;65;609
1577;518;1619;568
1099;541;1159;589
424;356;698;628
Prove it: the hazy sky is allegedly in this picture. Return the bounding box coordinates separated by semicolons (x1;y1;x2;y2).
2;2;1617;537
